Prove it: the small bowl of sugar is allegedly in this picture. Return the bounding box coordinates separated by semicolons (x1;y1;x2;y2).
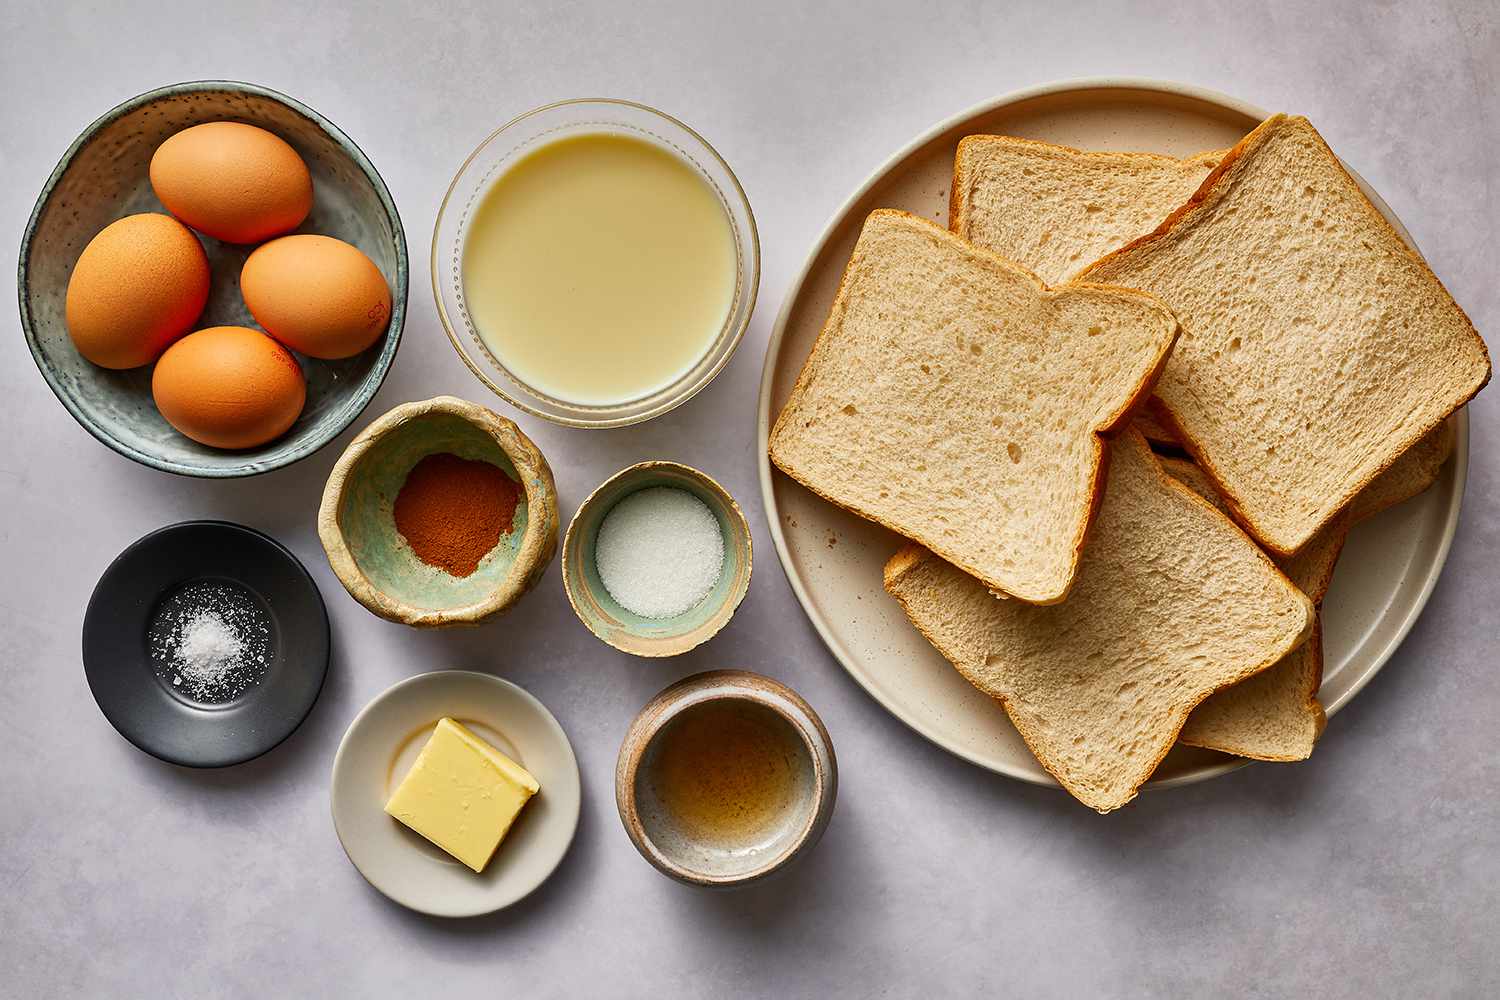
563;461;752;657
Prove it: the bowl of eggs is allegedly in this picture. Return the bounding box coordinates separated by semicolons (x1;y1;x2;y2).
18;80;407;477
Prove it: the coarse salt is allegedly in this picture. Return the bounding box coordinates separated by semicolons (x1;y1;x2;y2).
594;487;724;619
175;612;245;689
148;581;271;702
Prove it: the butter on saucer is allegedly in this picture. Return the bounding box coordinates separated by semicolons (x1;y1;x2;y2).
384;717;540;873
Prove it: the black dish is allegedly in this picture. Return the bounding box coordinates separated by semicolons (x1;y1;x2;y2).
82;520;330;767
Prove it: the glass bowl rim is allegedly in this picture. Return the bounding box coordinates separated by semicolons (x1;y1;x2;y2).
430;97;761;429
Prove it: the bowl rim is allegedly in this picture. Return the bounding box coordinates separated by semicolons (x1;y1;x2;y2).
615;669;837;888
316;395;560;628
17;78;409;479
431;97;761;429
561;459;753;656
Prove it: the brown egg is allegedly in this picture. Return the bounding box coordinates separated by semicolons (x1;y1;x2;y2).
240;234;391;359
150;122;313;244
64;213;210;369
152;326;306;449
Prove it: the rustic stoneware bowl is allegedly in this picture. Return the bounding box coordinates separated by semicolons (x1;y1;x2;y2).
317;396;558;627
616;670;837;888
562;462;751;657
18;80;407;477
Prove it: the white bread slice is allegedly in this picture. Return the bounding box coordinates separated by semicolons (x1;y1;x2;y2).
1350;418;1455;522
1180;623;1326;762
883;430;1314;811
1157;412;1455;528
950;138;1215;449
1163;457;1333;760
1137;396;1184;447
1078;114;1490;556
769;209;1178;604
951;135;1222;286
1132;405;1182;447
951;134;1474;498
1161;458;1347;604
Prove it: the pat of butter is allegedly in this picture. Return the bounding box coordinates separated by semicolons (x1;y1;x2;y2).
384;718;540;873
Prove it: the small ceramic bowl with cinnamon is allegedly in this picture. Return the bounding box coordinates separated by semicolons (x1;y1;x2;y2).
317;395;559;627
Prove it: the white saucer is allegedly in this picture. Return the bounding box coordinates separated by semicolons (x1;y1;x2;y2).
331;671;581;917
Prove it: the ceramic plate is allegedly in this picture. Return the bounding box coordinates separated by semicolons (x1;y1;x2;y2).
82;520;330;767
330;671;581;917
756;78;1468;790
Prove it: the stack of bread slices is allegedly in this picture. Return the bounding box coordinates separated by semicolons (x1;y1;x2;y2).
769;114;1490;812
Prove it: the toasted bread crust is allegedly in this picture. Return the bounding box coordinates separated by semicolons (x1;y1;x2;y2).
770;209;1179;604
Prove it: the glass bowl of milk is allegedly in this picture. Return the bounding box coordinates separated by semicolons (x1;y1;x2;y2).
434;99;760;428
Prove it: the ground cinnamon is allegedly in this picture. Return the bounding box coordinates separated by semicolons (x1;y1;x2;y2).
392;452;521;577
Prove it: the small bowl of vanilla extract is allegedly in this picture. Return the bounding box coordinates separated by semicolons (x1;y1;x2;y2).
616;670;837;888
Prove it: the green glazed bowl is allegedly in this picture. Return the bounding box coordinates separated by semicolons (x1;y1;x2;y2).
317;396;559;628
563;461;752;657
17;80;407;477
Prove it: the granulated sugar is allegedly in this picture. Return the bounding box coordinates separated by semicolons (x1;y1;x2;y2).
148;581;272;703
595;487;725;619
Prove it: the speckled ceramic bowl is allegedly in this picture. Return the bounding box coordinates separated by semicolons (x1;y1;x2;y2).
18;80;407;477
562;462;751;657
317;396;558;628
617;670;837;888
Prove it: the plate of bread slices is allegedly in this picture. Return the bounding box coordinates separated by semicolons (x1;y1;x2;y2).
757;78;1490;812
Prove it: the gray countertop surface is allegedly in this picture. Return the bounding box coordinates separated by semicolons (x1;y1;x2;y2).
2;1;1496;996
